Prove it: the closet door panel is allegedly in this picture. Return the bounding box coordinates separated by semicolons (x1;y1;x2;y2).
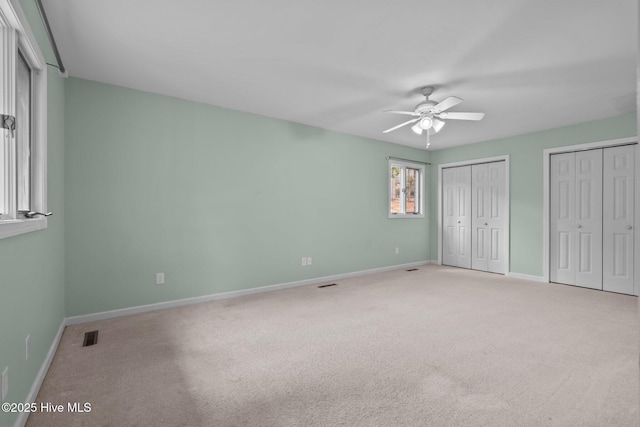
456;166;472;268
442;166;471;268
471;164;489;271
486;161;506;273
550;153;576;285
573;150;603;289
603;145;635;294
471;162;506;273
442;168;458;267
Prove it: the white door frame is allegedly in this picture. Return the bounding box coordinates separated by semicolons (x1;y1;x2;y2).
542;136;639;295
437;155;510;274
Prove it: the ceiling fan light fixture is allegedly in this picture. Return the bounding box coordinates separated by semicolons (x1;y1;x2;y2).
432;118;445;133
419;116;433;130
411;123;423;135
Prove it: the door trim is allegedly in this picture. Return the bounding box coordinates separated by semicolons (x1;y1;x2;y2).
542;136;639;295
437;155;510;274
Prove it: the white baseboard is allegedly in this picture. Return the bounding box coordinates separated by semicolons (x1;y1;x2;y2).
14;321;65;427
65;260;431;326
506;271;546;282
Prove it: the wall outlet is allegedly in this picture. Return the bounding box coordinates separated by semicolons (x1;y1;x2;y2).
301;257;307;266
307;257;312;266
155;272;165;285
395;247;400;255
25;335;30;361
2;367;7;402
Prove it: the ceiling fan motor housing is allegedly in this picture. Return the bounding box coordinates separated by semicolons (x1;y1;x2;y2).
415;100;437;114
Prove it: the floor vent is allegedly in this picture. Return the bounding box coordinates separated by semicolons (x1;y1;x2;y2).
318;283;338;288
83;330;99;347
406;268;419;272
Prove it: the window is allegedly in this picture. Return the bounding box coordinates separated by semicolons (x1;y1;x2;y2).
17;51;31;212
389;160;424;218
0;0;48;239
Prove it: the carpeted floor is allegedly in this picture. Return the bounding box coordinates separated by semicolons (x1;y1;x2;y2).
27;265;639;426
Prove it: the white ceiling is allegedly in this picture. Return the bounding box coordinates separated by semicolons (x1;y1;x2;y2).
43;0;637;150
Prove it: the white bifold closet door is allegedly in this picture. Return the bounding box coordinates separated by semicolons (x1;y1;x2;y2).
442;161;506;272
602;145;635;294
550;145;635;294
442;166;472;269
471;162;506;273
550;150;603;289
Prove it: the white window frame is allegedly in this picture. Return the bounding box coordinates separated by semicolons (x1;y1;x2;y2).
388;159;425;218
0;0;48;240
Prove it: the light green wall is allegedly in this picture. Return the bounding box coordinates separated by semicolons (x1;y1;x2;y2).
429;113;637;277
64;78;431;316
0;2;65;427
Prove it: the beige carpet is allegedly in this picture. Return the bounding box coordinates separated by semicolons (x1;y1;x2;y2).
27;265;638;426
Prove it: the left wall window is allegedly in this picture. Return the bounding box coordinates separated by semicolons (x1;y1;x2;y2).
0;0;48;239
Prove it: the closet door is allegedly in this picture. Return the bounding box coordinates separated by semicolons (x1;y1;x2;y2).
471;162;506;273
603;145;635;294
442;166;471;268
549;150;603;289
574;150;603;289
550;153;577;285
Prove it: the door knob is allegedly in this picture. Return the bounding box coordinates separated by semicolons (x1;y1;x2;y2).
484;223;488;226
627;225;633;230
458;221;461;224
576;224;582;228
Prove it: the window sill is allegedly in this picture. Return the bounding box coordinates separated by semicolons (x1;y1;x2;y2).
0;218;48;240
389;214;425;219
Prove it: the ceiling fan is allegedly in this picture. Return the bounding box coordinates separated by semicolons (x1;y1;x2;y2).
382;86;484;147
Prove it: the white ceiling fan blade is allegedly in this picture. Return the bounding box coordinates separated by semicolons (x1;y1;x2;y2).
382;118;420;133
437;112;485;121
383;110;420;116
432;118;445;133
432;96;463;113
